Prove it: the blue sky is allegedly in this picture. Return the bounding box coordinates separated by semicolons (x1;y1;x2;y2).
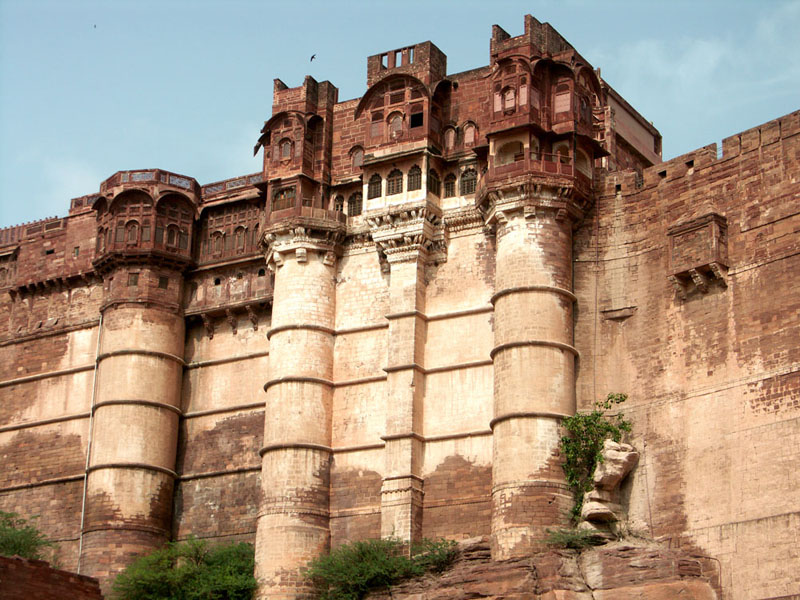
1;0;798;228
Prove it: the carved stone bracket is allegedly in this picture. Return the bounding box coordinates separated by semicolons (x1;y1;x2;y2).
481;182;586;231
367;202;447;267
201;313;214;339
262;224;344;272
225;309;238;334
246;305;259;330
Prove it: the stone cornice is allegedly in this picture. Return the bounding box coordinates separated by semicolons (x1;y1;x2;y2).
366;201;447;265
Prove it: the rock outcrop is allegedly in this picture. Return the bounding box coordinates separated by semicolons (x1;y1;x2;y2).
580;440;639;537
367;537;717;600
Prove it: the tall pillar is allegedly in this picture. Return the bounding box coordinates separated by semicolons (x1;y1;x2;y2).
369;205;441;545
255;228;340;600
80;265;184;590
488;188;579;559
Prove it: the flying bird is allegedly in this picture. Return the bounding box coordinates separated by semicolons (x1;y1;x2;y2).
310;54;316;62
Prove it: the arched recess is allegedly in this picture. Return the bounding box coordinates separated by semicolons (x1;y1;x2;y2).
155;192;194;251
354;73;430;120
492;56;533;115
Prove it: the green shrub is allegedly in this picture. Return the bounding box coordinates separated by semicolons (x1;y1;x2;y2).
0;512;53;560
544;527;602;550
112;537;256;600
560;393;632;522
306;537;458;600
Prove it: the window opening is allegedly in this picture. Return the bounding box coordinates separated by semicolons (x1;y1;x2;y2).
407;165;422;191
368;174;382;199
351;147;363;168
464;124;476;145
410;109;423;129
428;169;441;196
443;174;456;198
348;192;363;216
334;195;344;212
158;276;169;289
128;273;139;287
387;169;403;195
273;187;296;211
460;169;477;195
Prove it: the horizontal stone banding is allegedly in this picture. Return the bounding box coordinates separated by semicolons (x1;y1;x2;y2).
263;376;333;391
490;339;578;359
0;474;84;493
87;462;177;478
491;285;577;305
183;402;265;419
97;349;185;366
266;323;335;339
93;399;181;416
383;363;424;374
381;432;424;442
0;412;90;433
491;480;571;494
490;410;571;429
82;523;169;536
184;351;269;370
332;374;388;388
179;465;261;481
0;364;95;389
259;442;332;456
382;473;424;482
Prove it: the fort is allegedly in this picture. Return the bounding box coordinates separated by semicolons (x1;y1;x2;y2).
0;14;798;600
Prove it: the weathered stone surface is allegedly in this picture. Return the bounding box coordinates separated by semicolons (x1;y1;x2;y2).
365;538;717;600
592;440;639;491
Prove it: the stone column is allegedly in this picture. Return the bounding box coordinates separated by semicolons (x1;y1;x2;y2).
255;229;339;600
488;188;578;559
369;205;441;545
80;265;184;591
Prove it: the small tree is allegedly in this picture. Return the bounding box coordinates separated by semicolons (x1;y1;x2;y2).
0;511;53;559
560;393;632;522
112;537;256;600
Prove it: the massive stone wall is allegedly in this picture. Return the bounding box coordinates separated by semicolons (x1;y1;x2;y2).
574;111;800;600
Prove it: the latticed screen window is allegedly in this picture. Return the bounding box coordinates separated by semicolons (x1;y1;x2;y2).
348;193;363;216
407;166;422;191
444;174;456;198
334;195;344;212
273;187;295;211
387;170;403;195
428;170;441;196
368;174;382;199
461;169;477;195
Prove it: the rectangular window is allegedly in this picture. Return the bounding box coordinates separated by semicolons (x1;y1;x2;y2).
73;246;80;257
410;112;423;128
141;226;151;242
128;273;139;287
115;227;124;243
158;276;169;289
155;226;164;244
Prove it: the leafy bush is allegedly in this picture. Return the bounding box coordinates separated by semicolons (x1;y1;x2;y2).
544;527;602;550
112;537;256;600
0;511;53;559
560;392;632;522
306;537;458;600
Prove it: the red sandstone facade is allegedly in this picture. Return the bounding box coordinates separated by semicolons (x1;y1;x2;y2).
0;15;797;600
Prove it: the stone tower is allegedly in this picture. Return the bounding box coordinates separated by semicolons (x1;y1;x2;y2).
79;172;198;585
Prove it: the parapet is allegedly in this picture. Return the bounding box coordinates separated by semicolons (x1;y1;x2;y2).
366;41;447;87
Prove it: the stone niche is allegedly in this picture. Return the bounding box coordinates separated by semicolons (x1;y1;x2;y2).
666;212;728;299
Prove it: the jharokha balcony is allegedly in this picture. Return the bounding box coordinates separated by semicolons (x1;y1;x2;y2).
477;151;594;201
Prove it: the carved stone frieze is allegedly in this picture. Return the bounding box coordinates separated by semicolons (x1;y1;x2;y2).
480;180;589;231
366;202;447;266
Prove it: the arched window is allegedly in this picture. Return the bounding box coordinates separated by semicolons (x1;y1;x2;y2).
443;174;456;198
368;174;382;199
575;149;592;176
212;231;223;255
334;195;344;212
444;128;456;150
125;220;139;244
97;229;105;253
166;225;179;247
234;227;246;253
555;143;571;164
460;169;477;195
273;187;295;211
428;169;441;196
496;141;523;166
389;114;403;138
387;169;403;195
279;138;292;159
351;147;363;168
503;87;516;111
348;193;363;216
407;165;422;191
463;124;476;146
